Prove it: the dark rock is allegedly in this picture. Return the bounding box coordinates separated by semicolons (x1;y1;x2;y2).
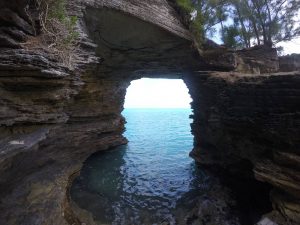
236;45;279;73
0;34;21;48
0;8;34;35
0;1;299;225
0;27;28;42
186;71;300;225
201;45;279;73
279;54;300;72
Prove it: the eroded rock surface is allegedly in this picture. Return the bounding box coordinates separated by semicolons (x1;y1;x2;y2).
186;71;300;225
0;0;299;225
279;54;300;72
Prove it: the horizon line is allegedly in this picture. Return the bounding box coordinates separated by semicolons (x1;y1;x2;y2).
124;107;191;109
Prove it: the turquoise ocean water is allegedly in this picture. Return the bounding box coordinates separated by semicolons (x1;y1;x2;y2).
71;108;209;224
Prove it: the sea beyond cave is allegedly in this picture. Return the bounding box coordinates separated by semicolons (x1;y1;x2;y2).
71;108;203;224
70;108;271;225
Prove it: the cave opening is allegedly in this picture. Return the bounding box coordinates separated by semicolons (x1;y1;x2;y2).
70;78;214;224
0;1;298;224
124;78;192;109
69;77;273;225
67;6;275;225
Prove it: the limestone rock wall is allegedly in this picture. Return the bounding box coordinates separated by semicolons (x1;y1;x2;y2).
236;45;279;73
202;45;279;73
185;71;300;224
0;54;129;224
0;0;300;224
0;0;196;224
279;54;300;72
0;0;129;224
88;0;192;40
0;0;35;48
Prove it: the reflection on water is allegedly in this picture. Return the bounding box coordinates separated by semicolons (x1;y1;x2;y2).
71;109;211;224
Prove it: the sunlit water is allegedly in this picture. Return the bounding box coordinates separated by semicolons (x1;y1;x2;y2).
71;109;211;225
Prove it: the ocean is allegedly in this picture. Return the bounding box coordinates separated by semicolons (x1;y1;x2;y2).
71;108;209;224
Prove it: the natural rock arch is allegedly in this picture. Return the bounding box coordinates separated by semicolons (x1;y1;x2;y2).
0;0;299;225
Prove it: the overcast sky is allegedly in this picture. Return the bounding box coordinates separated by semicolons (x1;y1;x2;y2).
277;37;300;55
124;78;192;108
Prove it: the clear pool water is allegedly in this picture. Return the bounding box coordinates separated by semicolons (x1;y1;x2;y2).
71;109;210;225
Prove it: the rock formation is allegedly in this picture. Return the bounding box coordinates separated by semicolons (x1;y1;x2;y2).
0;0;299;225
279;54;300;72
186;71;300;224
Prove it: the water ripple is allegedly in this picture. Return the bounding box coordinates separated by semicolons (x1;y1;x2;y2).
71;109;209;224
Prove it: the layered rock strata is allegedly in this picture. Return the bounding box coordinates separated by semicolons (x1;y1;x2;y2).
186;71;300;224
0;0;299;225
279;54;300;72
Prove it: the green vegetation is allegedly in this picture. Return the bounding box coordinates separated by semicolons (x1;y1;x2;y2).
175;0;300;50
222;25;243;49
35;0;79;68
222;0;300;49
176;0;194;12
175;0;206;45
190;14;205;45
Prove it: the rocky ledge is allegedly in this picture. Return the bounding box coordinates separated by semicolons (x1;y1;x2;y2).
0;0;299;225
186;71;300;224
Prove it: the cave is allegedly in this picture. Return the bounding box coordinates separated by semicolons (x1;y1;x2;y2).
69;78;197;224
0;1;299;225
